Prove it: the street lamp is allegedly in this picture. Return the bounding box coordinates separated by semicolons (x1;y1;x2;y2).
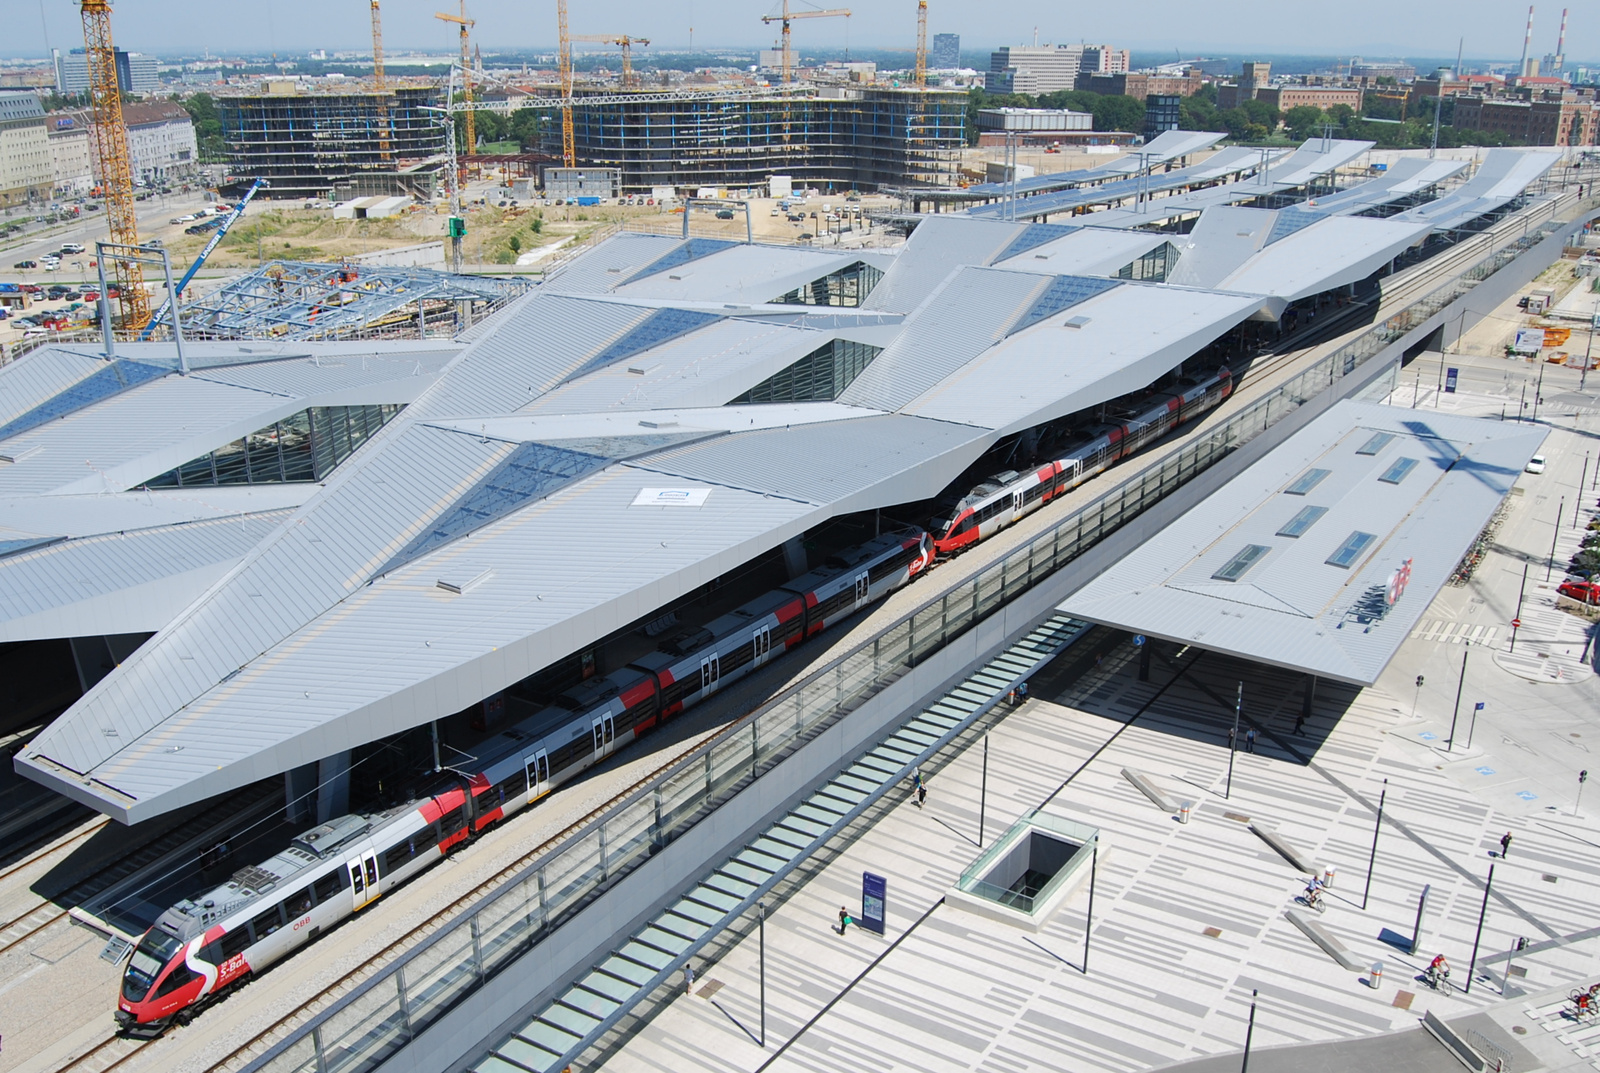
1412;674;1424;718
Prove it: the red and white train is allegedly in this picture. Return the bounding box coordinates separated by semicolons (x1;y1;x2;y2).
113;368;1233;1031
932;368;1232;556
115;530;933;1030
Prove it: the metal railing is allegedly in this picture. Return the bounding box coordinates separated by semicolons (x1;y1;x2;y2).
247;201;1577;1073
956;811;1099;915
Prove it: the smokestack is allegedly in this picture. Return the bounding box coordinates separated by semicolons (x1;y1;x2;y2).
1520;4;1534;78
1558;7;1568;55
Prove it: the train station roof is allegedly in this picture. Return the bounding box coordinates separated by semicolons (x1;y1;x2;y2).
1060;401;1547;685
6;155;1566;822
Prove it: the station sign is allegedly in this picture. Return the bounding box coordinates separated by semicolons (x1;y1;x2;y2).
1385;558;1414;606
1444;368;1458;393
860;872;887;935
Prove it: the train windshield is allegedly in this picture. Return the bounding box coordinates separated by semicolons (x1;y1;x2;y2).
122;929;182;1002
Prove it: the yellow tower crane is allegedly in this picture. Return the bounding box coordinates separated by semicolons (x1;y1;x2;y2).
79;0;148;331
572;34;651;90
557;0;575;167
761;0;851;86
369;0;393;163
914;0;928;87
435;3;476;160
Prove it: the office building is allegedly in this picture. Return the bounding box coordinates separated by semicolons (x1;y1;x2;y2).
986;44;1127;95
0;91;52;208
932;34;961;69
123;100;199;184
55;47;160;96
45;110;93;196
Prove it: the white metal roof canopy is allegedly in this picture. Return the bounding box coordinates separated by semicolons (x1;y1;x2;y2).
1060;401;1547;685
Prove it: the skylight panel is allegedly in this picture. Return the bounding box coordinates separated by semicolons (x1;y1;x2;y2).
1378;457;1419;485
1276;505;1328;538
1284;468;1331;495
1356;431;1396;456
1212;544;1270;582
1326;531;1376;569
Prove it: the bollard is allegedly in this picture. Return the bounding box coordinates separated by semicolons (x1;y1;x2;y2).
1369;961;1383;989
1324;865;1337;889
1179;802;1192;825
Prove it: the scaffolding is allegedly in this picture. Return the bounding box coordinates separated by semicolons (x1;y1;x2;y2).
177;261;530;341
217;87;446;200
554;85;966;192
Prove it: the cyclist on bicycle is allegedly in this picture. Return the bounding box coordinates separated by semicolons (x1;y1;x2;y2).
1428;954;1450;985
1303;876;1324;908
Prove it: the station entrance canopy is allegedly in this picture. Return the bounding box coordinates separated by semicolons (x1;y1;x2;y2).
1061;401;1546;685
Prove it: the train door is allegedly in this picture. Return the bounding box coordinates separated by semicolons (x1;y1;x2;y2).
1011;489;1025;521
852;571;869;611
700;652;721;696
525;749;550;802
592;713;615;760
347;850;379;911
752;625;771;669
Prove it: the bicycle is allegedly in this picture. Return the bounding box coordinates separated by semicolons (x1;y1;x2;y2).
1425;963;1452;992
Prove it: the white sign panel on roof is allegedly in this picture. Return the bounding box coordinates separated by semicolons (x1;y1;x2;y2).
632;487;711;507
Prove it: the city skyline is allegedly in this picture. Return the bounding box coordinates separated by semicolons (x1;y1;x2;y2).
10;0;1596;67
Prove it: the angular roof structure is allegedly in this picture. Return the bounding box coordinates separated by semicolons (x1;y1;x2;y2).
7;150;1563;822
1061;402;1546;684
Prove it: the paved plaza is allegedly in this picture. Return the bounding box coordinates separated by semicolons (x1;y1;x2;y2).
589;315;1600;1073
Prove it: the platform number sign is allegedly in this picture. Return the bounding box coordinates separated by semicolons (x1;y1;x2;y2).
860;872;887;935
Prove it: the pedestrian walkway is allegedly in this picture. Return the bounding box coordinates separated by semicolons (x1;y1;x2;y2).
584;639;1600;1073
1410;619;1501;648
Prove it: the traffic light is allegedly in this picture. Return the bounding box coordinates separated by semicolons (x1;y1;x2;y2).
448;216;467;239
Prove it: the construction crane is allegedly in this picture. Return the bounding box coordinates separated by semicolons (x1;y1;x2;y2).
557;0;575;167
140;179;268;340
369;0;392;163
913;0;928;87
572;34;651;90
79;0;148;331
435;3;476;159
761;0;851;86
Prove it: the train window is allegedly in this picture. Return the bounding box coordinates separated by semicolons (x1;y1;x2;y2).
155;964;200;998
219;927;253;959
383;838;415;874
313;870;341;903
284;887;314;918
250;904;286;940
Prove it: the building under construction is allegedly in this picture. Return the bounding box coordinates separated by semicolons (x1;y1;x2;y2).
561;86;968;192
217;83;446;200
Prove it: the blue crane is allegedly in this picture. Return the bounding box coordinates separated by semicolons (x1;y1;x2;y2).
139;178;269;340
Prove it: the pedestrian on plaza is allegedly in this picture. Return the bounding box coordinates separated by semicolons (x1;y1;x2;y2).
1228;726;1237;749
1500;831;1513;858
1294;714;1308;736
911;769;924;807
684;962;695;994
917;782;927;808
838;906;853;934
1245;728;1257;753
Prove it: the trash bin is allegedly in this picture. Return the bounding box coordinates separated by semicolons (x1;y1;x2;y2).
1369;961;1383;989
1179;802;1192;825
1323;865;1337;888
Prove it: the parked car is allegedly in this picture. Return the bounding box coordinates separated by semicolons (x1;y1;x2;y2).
1559;579;1600;604
12;259;36;269
714;209;735;220
1526;455;1547;474
60;242;85;255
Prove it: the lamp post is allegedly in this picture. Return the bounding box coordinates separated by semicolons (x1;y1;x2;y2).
1465;864;1495;994
1412;674;1424;719
1363;777;1388;908
758;900;767;1046
1446;650;1467;751
1547;497;1565;581
1577;769;1589;817
1240;988;1259;1073
1225;683;1241;799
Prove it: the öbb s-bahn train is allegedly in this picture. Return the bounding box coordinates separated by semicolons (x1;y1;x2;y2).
932;368;1232;556
116;530;933;1030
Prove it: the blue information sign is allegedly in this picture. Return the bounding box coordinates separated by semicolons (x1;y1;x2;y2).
860;872;887;935
1444;367;1459;393
1133;635;1146;646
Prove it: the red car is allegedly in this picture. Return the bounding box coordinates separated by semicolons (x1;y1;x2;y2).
1559;580;1600;604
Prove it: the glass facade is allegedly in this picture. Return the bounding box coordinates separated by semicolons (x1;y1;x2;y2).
775;261;885;308
1116;242;1180;283
142;404;403;488
731;339;883;404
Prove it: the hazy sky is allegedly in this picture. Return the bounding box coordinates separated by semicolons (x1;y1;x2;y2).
12;0;1592;64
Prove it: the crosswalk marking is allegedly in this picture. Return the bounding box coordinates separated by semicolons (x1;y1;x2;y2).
1412;619;1499;646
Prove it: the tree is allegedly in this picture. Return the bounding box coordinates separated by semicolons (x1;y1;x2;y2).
181;92;226;163
1326;103;1357;128
1283;105;1326;141
1237;98;1281;132
508;107;549;151
1089;94;1145;133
